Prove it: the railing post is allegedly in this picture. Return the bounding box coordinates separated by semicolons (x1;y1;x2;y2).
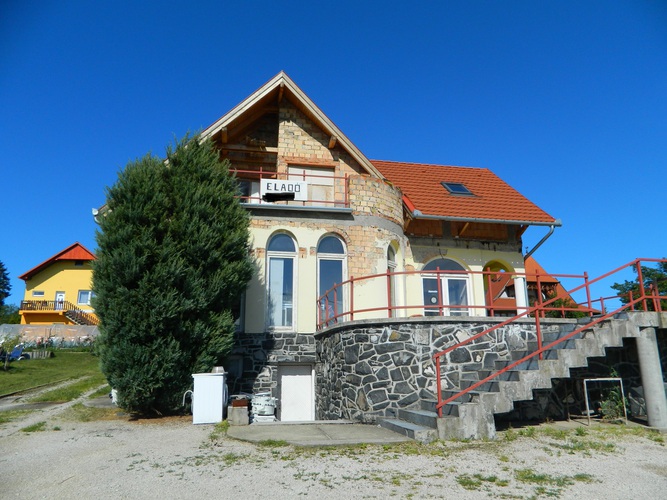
349;276;354;322
535;312;543;361
629;291;635;311
485;272;494;317
636;261;647;311
535;269;543;318
434;267;443;315
333;287;338;322
583;271;593;317
386;268;392;319
435;355;442;417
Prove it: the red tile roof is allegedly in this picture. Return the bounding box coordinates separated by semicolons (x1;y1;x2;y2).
19;242;96;281
371;160;557;225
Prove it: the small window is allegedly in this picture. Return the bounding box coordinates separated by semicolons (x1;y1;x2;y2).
441;182;473;196
32;290;45;297
74;261;84;267
78;290;94;305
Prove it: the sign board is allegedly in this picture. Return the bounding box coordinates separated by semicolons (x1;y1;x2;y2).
260;179;308;201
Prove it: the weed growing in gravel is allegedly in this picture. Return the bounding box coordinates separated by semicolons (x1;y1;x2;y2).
21;421;46;432
0;409;32;425
457;473;506;491
257;439;289;447
59;402;120;422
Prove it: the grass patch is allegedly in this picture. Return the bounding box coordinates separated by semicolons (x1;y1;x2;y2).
21;421;47;432
0;352;103;396
0;409;32;425
59;402;121;422
29;373;108;403
457;473;502;491
257;439;289;448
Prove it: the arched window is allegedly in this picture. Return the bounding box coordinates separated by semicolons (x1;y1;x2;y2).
422;258;471;316
317;235;346;324
267;233;297;328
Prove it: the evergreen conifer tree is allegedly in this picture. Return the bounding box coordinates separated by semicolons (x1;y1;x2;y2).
0;260;10;308
93;136;252;414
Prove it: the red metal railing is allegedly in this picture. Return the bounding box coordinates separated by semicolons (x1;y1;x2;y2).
433;258;666;417
231;167;350;208
316;267;594;330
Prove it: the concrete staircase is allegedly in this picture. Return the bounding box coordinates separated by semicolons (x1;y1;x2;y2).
379;315;645;442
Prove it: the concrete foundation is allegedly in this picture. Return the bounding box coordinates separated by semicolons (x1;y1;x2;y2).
636;327;667;430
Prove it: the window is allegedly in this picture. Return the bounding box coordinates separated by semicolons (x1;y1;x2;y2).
441;182;473;196
267;233;297;328
288;165;335;206
422;258;471;316
32;290;45;297
318;235;346;324
78;290;94;305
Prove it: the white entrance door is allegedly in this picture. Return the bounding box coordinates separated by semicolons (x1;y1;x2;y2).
278;365;314;421
55;291;65;310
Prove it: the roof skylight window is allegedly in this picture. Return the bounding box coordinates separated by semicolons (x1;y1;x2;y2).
441;182;473;196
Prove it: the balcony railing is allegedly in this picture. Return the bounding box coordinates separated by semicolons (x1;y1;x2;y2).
316;268;598;330
20;300;99;326
232;167;350;208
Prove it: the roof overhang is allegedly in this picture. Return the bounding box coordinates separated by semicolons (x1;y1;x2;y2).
200;71;385;180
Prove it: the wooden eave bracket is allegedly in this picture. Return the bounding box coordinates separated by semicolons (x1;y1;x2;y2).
220;127;228;144
278;83;285;103
458;222;470;237
328;135;337;149
517;225;528;237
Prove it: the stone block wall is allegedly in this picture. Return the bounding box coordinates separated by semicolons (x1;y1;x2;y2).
227;330;316;395
314;318;575;423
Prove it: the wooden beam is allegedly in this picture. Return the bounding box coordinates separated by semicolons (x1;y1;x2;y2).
220;127;228;144
459;222;470;237
278;83;285;103
328;135;337;149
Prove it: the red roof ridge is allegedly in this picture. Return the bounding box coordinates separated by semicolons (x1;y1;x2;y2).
19;242;96;281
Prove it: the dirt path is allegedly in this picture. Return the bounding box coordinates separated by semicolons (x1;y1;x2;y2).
1;388;666;499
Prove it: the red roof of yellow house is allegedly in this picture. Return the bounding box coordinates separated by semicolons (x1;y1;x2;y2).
371;160;557;225
19;242;96;281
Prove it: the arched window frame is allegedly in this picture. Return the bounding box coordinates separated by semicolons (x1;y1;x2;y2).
317;234;347;325
422;257;472;316
266;232;298;330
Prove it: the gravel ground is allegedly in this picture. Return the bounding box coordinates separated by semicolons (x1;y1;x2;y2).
1;392;666;499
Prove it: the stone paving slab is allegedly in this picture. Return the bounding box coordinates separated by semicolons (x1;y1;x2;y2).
226;421;411;446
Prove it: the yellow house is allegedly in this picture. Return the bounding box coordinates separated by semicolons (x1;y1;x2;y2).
18;242;99;325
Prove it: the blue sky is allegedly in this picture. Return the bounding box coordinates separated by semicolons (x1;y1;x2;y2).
1;1;665;306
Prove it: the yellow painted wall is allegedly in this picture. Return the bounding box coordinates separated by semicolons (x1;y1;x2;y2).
23;261;94;305
21;261;95;324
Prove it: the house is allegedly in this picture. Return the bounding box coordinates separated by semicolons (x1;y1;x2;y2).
195;72;564;420
18;242;99;326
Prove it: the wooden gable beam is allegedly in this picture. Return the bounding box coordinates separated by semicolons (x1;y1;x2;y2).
328;135;337;149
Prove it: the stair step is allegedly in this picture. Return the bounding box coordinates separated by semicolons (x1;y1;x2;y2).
461;379;500;392
441;390;480;403
397;408;438;429
495;358;540;371
378;418;437;443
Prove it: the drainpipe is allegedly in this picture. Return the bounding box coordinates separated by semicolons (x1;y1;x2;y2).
523;221;560;260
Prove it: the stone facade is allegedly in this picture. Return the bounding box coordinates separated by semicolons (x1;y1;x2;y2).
314;317;578;423
226;330;317;395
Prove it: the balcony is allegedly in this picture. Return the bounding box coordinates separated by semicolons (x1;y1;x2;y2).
20;300;99;326
233;167;350;210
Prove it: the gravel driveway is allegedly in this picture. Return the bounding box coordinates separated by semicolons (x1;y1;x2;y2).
1;391;666;499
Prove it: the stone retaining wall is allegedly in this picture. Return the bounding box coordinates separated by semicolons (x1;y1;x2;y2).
314;317;579;423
